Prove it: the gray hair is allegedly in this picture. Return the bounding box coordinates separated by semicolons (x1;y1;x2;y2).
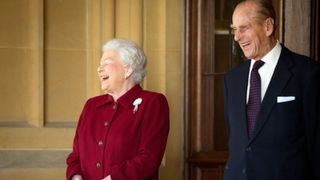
238;0;277;36
102;38;147;84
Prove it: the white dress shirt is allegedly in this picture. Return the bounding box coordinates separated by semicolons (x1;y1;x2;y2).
246;41;282;103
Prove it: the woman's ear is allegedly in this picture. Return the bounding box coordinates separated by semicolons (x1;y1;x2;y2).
124;67;133;79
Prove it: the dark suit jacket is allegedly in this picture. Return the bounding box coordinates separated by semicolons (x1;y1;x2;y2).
223;45;320;180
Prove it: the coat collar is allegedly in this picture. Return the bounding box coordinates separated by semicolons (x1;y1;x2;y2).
96;85;143;109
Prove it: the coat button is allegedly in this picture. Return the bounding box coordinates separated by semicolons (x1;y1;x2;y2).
96;162;101;168
246;147;252;151
104;121;109;126
98;140;103;146
112;104;117;109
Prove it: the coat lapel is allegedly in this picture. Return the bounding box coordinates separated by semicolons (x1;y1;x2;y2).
249;46;294;143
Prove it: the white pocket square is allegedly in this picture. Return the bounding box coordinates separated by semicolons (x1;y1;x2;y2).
277;96;295;103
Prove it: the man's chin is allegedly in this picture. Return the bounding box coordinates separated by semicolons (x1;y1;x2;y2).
243;53;253;59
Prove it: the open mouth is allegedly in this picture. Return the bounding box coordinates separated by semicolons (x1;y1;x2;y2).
241;42;250;49
101;75;109;81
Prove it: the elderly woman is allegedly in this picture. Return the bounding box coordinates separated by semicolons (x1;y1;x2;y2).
66;39;170;180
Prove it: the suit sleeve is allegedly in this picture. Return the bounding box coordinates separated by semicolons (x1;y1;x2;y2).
303;63;320;179
109;94;170;179
223;75;230;136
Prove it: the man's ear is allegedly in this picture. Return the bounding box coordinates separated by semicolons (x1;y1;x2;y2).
265;17;274;37
124;67;134;79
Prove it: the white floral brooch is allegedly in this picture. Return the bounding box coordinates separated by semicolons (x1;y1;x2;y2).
133;98;142;114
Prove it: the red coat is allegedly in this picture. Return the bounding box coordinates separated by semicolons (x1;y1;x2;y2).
66;85;170;180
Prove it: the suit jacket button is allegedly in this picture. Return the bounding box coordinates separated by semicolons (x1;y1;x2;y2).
246;147;252;151
242;168;246;174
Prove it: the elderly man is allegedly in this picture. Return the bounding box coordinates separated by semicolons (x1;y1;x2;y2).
223;0;320;180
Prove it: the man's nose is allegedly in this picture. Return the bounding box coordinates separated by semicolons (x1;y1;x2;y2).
234;31;240;42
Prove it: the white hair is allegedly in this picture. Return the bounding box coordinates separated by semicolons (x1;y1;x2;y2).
102;38;147;84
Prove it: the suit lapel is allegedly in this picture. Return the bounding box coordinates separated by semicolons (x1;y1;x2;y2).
249;46;294;143
232;61;251;141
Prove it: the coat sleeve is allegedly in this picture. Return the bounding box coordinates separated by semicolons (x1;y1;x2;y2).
66;131;82;180
303;63;320;179
109;94;170;179
66;100;90;180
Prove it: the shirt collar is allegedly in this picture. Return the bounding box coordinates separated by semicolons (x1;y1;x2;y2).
96;84;142;108
252;40;281;67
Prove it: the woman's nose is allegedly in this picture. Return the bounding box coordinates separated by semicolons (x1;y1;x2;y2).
97;65;102;73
